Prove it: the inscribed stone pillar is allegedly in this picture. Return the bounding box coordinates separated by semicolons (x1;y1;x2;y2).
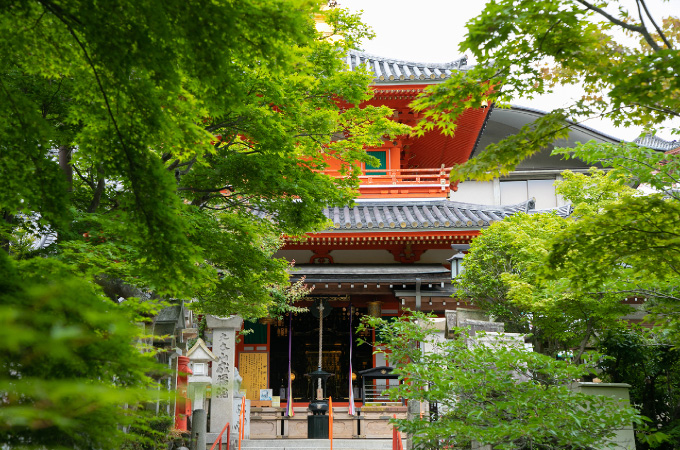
206;315;243;439
572;382;636;450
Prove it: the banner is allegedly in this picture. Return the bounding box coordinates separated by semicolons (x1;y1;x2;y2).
348;304;356;415
286;313;294;416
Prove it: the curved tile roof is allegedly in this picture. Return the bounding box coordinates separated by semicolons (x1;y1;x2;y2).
321;199;570;230
634;134;679;152
346;50;470;84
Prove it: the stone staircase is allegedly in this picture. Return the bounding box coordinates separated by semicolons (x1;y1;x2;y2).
237;438;399;450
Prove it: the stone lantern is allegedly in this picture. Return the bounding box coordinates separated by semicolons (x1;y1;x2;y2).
305;368;334;438
187;338;217;412
448;244;469;279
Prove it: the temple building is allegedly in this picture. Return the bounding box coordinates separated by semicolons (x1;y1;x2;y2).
200;50;623;440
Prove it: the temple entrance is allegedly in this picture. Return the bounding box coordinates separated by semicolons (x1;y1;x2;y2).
269;299;373;403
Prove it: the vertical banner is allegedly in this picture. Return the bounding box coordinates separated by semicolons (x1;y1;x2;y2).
348;304;356;415
286;313;294;417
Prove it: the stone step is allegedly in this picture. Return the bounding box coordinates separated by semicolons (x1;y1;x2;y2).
237;438;399;450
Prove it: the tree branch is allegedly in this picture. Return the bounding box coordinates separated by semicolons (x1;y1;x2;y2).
536;19;563;52
574;0;662;52
38;0;154;231
629;102;680;118
638;0;673;50
574;318;593;364
72;164;95;190
87;177;106;213
42;77;64;119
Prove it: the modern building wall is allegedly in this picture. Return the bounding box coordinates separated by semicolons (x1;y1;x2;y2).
454;176;567;210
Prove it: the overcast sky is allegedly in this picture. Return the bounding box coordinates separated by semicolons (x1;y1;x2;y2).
337;0;679;142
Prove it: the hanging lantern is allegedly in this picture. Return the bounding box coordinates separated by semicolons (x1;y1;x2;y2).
448;251;465;278
448;244;470;279
367;301;382;318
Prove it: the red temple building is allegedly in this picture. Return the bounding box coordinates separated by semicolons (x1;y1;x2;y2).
212;49;621;441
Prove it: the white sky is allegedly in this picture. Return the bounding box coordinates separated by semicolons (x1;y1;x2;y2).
337;0;679;142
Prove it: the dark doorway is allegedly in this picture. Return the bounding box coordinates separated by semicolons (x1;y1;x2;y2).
269;302;373;402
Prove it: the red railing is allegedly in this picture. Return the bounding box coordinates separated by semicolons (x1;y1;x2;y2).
326;167;452;187
209;421;230;450
392;414;404;450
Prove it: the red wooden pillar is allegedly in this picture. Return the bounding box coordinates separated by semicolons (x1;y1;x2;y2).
175;355;193;430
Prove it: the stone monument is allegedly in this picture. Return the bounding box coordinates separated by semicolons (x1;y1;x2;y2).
206;315;243;445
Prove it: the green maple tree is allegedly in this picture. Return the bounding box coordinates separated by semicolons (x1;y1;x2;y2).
411;0;679;181
360;312;642;450
0;1;407;447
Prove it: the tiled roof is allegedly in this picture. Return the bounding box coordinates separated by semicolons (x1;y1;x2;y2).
291;264;451;283
321;199;571;230
634;134;679;152
346;50;470;84
15;213;58;250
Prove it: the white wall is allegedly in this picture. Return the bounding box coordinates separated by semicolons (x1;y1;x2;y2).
454;176;565;210
330;249;396;264
454;180;495;205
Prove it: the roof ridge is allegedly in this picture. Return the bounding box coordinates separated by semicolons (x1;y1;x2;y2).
348;49;468;69
634;133;679;151
345;50;470;83
318;199;569;231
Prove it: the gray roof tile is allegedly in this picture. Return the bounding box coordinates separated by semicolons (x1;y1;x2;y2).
320;199;570;231
347;50;470;84
634;134;679;152
257;199;568;231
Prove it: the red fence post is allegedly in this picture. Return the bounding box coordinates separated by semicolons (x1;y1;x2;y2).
209;422;231;450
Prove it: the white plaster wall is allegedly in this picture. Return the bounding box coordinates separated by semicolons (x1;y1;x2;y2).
455;177;562;210
528;179;558;209
274;250;314;264
499;180;528;205
418;249;454;264
452;180;495;204
329;249;396;264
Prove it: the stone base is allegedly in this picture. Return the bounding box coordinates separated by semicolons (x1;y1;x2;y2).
247;406;407;440
228;438;401;450
308;415;329;439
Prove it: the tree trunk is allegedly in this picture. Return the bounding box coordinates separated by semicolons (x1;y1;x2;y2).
87;177;106;213
58;146;73;193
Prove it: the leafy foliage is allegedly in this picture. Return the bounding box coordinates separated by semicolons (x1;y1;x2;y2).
1;0;407;310
455;163;679;447
455;170;635;358
599;327;680;449
0;1;405;447
0;253;165;449
411;0;679;180
550;144;680;342
359;312;642;450
407;3;680;447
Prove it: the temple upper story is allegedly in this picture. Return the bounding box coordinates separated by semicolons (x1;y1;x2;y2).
323;52;624;207
322;51;492;199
